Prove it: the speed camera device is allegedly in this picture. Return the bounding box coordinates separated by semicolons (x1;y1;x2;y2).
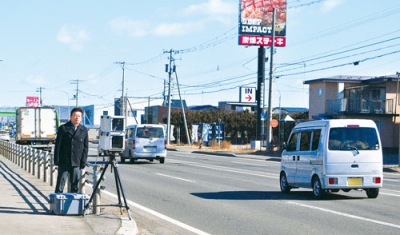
98;115;125;155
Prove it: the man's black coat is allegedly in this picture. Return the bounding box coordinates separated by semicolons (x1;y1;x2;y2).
54;121;89;168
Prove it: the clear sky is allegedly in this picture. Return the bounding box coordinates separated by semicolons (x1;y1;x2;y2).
1;0;399;110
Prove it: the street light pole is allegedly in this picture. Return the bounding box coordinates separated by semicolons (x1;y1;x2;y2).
56;90;70;115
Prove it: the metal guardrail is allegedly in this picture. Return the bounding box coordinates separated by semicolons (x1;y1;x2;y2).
0;141;103;215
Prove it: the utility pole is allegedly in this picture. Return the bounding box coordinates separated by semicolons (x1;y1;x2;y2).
70;80;79;107
396;72;400;167
256;47;265;142
115;61;126;127
164;49;174;145
266;8;276;153
36;86;45;107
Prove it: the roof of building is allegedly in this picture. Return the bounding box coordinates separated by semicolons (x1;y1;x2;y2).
303;74;399;85
303;75;372;84
188;105;219;111
219;101;257;107
272;107;308;113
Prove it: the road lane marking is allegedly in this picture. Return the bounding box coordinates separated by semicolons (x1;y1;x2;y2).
384;178;400;182
231;161;265;166
168;159;278;179
156;173;195;183
288;201;400;229
380;192;400;197
102;190;211;235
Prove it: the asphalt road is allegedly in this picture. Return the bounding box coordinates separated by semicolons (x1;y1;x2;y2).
87;145;400;235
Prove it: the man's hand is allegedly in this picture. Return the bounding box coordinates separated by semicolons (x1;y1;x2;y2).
80;163;86;169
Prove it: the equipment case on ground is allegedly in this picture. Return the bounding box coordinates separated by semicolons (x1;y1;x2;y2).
49;193;89;215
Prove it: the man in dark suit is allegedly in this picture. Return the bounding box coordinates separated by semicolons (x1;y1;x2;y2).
54;107;89;193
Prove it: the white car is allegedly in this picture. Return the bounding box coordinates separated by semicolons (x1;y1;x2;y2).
0;130;10;142
120;124;167;164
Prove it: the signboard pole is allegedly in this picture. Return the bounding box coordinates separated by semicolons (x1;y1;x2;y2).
266;8;276;153
256;46;265;141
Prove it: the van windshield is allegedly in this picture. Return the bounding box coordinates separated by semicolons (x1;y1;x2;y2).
136;127;164;138
328;127;379;151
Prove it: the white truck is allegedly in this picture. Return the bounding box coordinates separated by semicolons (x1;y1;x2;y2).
15;107;58;152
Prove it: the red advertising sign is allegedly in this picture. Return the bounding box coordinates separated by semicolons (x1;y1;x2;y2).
239;0;287;46
239;35;286;47
26;96;39;107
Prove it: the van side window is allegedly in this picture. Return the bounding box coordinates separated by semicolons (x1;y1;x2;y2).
287;132;299;151
311;129;321;151
300;131;312;151
126;128;133;138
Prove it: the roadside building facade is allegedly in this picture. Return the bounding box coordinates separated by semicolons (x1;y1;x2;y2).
304;74;400;150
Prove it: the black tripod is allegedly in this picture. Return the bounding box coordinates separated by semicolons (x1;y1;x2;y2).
84;152;131;220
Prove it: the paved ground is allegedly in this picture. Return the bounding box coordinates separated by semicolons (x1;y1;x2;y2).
0;156;137;235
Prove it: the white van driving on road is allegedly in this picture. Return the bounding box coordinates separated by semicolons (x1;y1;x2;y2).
280;119;383;199
120;124;167;164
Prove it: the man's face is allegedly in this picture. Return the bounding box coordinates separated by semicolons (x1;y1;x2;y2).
71;111;82;126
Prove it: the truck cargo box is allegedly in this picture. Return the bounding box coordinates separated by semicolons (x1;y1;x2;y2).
15;107;58;151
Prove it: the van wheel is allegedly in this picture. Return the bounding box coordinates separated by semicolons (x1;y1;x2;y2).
280;172;291;194
120;157;125;163
160;158;165;164
312;177;324;199
365;188;379;198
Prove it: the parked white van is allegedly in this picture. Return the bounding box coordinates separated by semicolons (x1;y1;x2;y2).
280;119;383;199
120;124;167;164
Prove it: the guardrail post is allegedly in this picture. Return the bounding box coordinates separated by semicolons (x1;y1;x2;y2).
31;149;36;176
21;146;29;171
43;152;50;183
37;150;43;179
93;164;102;215
14;144;17;166
80;168;86;194
50;153;56;187
20;145;23;168
9;142;13;161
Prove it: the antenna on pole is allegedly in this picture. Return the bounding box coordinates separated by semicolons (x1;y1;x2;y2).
36;86;45;107
70;80;80;107
115;61;126;128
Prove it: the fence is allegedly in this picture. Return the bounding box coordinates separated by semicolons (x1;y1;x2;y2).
0;141;103;214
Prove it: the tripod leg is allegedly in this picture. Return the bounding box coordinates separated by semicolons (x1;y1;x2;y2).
113;160;132;220
84;160;110;214
112;158;123;210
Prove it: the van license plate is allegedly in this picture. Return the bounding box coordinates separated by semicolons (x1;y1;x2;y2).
347;177;362;186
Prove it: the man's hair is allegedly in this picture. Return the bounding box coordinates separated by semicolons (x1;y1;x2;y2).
70;107;84;116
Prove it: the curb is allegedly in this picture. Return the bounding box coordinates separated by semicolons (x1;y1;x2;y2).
192;150;237;157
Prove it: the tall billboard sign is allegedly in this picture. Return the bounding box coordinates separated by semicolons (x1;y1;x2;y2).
239;0;287;47
26;96;39;107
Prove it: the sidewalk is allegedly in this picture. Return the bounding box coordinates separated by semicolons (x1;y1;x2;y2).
0;156;137;235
